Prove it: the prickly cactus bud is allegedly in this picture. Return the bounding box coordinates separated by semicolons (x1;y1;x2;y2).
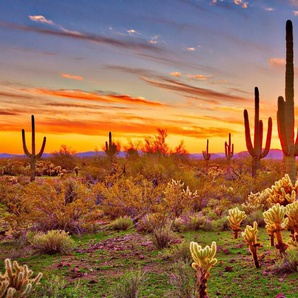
190;241;217;272
263;203;289;233
242;221;258;244
227;207;247;238
285;201;298;232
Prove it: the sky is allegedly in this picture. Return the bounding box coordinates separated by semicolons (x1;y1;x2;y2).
1;0;298;154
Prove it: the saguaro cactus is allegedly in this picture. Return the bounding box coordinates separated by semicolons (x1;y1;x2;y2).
22;115;46;182
225;133;234;165
244;87;272;177
202;139;211;161
190;241;217;298
105;132;117;161
277;20;298;184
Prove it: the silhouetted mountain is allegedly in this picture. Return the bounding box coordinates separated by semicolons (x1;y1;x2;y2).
0;149;283;159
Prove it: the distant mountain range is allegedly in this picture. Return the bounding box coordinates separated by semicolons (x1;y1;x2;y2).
0;149;284;159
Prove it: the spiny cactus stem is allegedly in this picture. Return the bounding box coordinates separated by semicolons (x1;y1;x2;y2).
233;229;241;239
196;270;209;298
275;229;288;255
249;243;261;268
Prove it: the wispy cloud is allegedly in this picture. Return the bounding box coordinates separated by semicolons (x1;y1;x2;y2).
142;76;250;105
60;73;84;81
30;88;167;107
187;74;212;80
29;15;54;25
0;21;162;53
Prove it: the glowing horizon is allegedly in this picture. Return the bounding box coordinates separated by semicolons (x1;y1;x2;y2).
0;1;297;155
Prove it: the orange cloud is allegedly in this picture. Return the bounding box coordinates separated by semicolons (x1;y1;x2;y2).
60;73;84;81
187;74;212;80
31;88;166;107
268;58;285;67
170;72;181;77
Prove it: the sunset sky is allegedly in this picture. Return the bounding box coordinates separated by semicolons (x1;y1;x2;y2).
1;0;298;154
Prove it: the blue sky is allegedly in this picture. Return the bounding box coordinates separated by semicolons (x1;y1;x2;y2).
0;0;298;154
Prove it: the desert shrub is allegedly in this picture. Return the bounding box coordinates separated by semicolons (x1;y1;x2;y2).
109;216;133;231
28;230;75;254
163;240;192;264
163;179;198;217
152;225;175;249
171;217;186;232
7;178;98;234
243;209;266;227
94;176;165;219
136;213;169;233
166;260;196;298
210;216;229;231
110;270;146;298
32;274;90;298
271;249;298;274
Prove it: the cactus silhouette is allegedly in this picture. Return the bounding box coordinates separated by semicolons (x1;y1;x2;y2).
22;115;46;182
277;20;298;184
105;131;117;161
225;133;234;165
202;139;211;161
244;87;272;177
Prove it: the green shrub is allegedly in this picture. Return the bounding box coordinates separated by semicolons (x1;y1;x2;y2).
166;260;196;298
28;230;75;255
32;274;90;298
109;216;133;231
271;249;298;274
110;270;146;298
152;225;175;249
163;241;192;264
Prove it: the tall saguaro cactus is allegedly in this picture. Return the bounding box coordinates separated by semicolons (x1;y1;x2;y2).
202;139;211;161
22;115;46;182
244;87;272;177
277;20;298;184
225;133;234;165
105;131;117;161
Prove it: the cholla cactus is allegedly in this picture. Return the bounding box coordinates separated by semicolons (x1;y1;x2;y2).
287;232;298;249
164;179;197;217
227;207;247;239
265;174;297;206
263;204;289;254
242;221;261;268
190;241;217;298
241;191;270;213
285;201;298;233
0;258;42;298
